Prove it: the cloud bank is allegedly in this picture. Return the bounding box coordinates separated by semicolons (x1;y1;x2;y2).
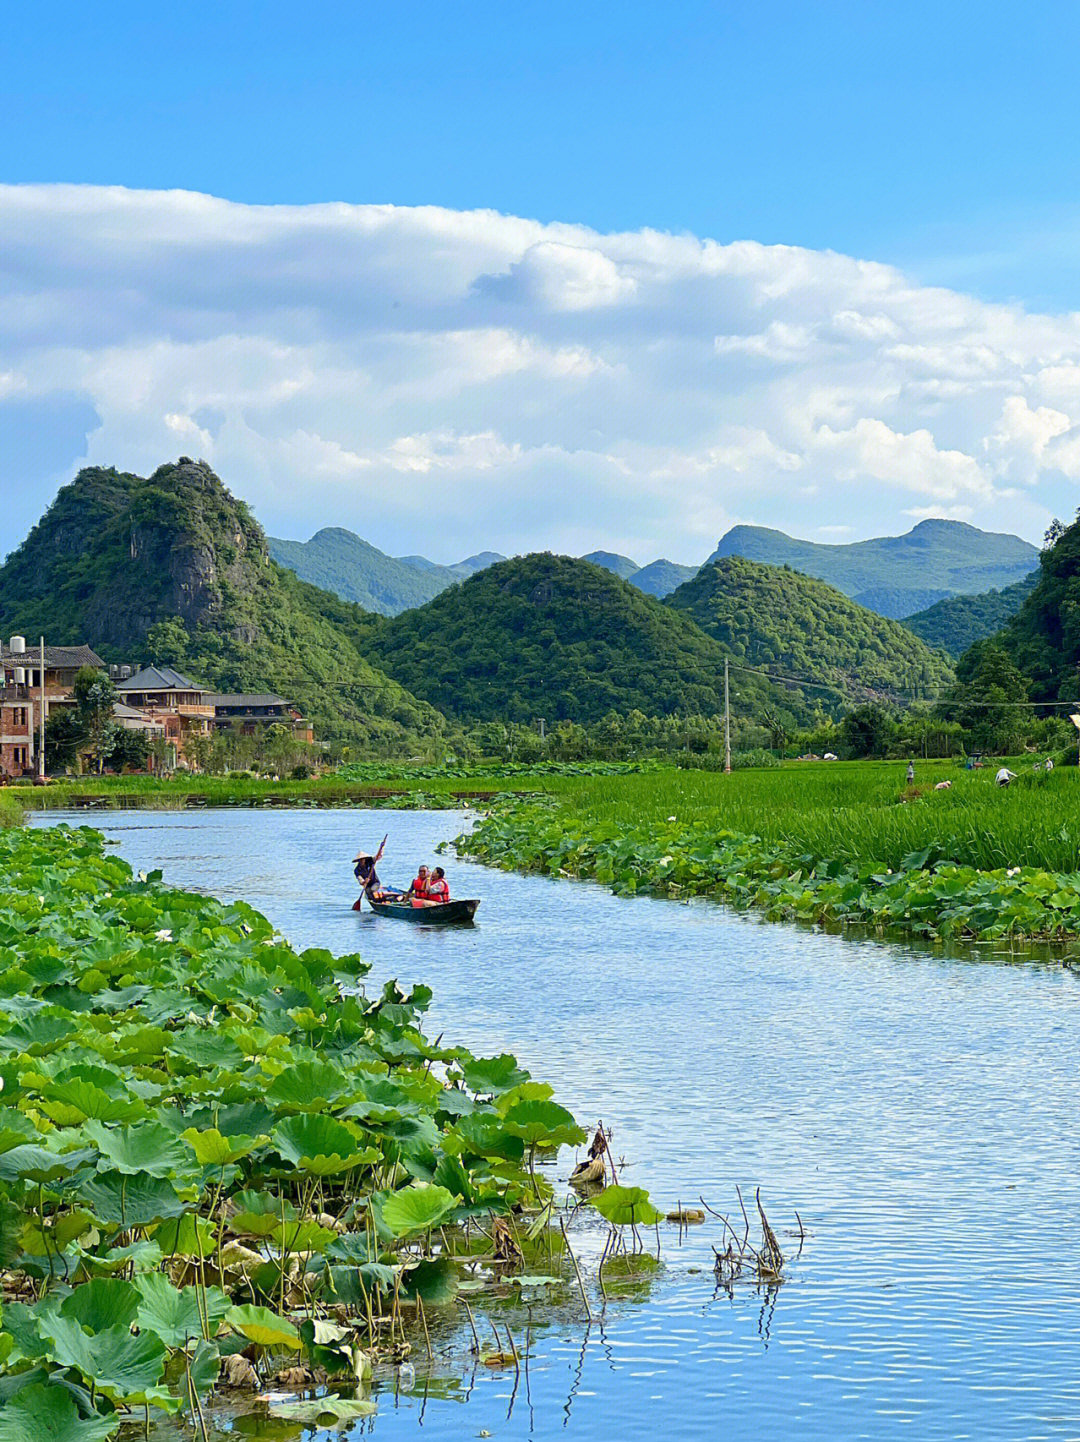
4;184;1080;561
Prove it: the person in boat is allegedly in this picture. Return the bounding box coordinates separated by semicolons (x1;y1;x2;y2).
412;865;451;907
354;853;397;902
408;864;432;899
426;867;450;903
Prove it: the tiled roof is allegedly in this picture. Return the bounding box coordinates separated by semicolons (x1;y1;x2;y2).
115;666;206;693
1;644;105;670
206;693;292;708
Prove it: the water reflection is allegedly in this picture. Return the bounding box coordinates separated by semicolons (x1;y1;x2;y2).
36;809;1080;1441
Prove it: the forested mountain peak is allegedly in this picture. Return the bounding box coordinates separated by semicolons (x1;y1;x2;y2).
0;460;443;745
371;552;815;728
666;556;953;705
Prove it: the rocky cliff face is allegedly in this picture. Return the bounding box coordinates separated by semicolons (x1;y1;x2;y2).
0;459;443;744
0;458;271;650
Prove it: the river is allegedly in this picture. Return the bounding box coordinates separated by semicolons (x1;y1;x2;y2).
34;807;1080;1441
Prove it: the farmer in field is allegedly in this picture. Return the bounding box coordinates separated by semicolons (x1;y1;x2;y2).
995;766;1017;788
906;761;915;784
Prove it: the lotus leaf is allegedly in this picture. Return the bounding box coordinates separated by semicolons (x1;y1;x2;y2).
0;1144;97;1185
180;1128;261;1167
265;1060;351;1110
380;1184;460;1237
82;1120;190;1178
400;1257;459;1306
502;1100;586;1149
590;1184;663;1227
134;1272;228;1349
59;1278;141;1334
460;1054;530;1095
224;1303;302;1351
446;1114;525;1162
77;1171;187;1228
40;1079;144;1126
39;1315;167;1399
0;1383;119;1442
154;1213;218;1258
271;1114;376;1175
167;1032;246;1071
269;1396;377;1422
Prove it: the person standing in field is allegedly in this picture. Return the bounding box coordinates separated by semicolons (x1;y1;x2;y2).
906;761;915;784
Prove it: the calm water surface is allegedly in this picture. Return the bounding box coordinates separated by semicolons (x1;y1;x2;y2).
36;808;1080;1441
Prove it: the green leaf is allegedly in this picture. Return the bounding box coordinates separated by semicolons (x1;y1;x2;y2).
502;1099;586;1148
0;1144;96;1184
40;1079;145;1126
187;1339;221;1397
0;1383;119;1442
380;1184;459;1237
134;1272;228;1349
271;1114;376;1176
400;1257;459;1306
82;1120;190;1178
265;1060;352;1110
59;1278;141;1335
224;1304;302;1351
180;1128;260;1167
590;1184;663;1227
39;1315;167;1400
460;1054;530;1095
78;1171;186;1227
154;1213;218;1259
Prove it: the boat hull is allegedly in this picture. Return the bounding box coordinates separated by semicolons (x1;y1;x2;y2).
367;898;480;924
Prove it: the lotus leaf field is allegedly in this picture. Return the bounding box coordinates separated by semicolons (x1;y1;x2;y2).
0;823;603;1436
457;774;1080;943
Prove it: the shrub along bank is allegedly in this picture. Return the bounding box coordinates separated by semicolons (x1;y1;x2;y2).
0;824;587;1435
457;789;1080;943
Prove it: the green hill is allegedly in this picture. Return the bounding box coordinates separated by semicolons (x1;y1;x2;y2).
370;553;814;728
1003;521;1080;701
0;460;445;746
633;559;699;597
710;519;1038;617
580;550;640;580
901;574;1038;657
666;558;953;705
267;529;508;615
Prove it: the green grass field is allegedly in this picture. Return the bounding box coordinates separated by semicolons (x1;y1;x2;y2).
546;758;1078;873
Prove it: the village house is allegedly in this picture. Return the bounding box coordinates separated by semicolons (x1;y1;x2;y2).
113;666;214;769
0;637;106;778
207;693;314;743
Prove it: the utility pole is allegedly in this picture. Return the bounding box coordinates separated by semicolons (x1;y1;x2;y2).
38;637;45;779
724;658;731;774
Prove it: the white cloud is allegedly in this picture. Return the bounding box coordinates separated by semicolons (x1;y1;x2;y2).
2;183;1079;560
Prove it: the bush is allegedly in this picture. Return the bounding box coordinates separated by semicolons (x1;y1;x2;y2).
0;792;24;827
731;748;780;770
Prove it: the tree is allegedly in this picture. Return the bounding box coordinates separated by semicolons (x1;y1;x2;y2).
73;667;118;774
1044;518;1066;551
840;703;894;759
107;727;150;773
44;709;86;773
939;640;1031;752
146;616;190;664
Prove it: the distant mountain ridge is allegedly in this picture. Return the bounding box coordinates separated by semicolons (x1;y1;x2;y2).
267;529;508;616
709;519;1039;618
900;574;1039;657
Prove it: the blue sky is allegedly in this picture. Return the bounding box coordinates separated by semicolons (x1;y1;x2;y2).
4;2;1080;559
8;1;1080;304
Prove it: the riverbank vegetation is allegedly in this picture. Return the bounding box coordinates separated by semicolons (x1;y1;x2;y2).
0;824;613;1434
456;761;1080;942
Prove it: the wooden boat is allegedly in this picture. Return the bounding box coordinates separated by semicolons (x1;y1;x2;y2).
366;897;480;924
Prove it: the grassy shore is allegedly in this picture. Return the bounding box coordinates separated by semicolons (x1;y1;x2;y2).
457;759;1080;943
13;763;619;811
